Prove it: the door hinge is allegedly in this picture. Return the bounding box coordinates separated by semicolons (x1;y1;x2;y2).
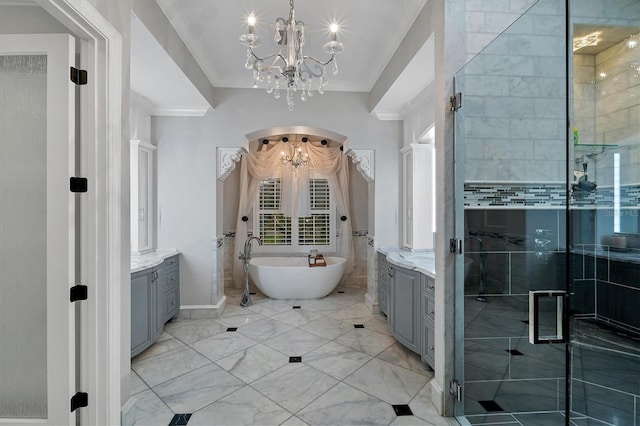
70;285;88;302
70;67;88;85
70;392;88;412
449;238;462;254
70;177;88;193
449;380;462;402
450;92;462;112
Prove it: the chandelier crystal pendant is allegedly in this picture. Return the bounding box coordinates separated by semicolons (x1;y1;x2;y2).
280;141;309;171
240;0;344;111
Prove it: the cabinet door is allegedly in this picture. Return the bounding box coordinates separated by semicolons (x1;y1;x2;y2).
131;271;153;357
390;267;421;353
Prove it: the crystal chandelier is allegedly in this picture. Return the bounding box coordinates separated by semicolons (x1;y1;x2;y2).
280;140;309;171
240;0;344;111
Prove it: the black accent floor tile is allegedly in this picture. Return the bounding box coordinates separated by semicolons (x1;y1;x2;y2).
353;324;365;328
292;305;301;309
479;400;505;412
169;413;191;425
226;327;238;332
392;405;413;416
506;349;524;355
338;291;345;294
289;356;302;363
521;320;530;325
249;292;256;295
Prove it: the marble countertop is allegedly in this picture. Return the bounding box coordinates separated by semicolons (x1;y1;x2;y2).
576;247;640;264
378;247;436;278
131;249;180;273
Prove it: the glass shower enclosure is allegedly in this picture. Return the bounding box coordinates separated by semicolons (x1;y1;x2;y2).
453;0;639;424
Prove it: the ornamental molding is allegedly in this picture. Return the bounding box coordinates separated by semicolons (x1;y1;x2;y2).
217;147;245;181
346;149;374;183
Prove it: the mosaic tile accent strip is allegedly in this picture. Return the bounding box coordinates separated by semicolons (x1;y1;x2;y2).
465;183;640;208
464;183;566;207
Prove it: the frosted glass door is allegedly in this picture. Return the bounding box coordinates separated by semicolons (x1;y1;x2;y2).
0;34;75;425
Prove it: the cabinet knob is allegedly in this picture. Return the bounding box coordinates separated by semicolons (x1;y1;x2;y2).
430;346;434;351
429;310;435;315
428;285;435;290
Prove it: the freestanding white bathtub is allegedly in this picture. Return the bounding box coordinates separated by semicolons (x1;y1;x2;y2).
248;256;346;299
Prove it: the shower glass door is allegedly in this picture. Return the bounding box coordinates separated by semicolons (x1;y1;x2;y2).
568;0;640;424
454;0;640;424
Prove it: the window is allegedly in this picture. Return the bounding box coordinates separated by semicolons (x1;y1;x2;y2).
255;177;335;252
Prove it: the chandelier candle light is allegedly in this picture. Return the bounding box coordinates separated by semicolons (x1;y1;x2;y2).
240;0;344;111
281;140;309;171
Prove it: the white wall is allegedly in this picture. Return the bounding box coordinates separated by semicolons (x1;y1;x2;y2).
155;88;401;305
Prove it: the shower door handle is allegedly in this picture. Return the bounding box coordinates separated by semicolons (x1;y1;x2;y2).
528;290;567;344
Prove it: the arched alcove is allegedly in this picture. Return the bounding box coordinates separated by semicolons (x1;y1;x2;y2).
216;126;375;295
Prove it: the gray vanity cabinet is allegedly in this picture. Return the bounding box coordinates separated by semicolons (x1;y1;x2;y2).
421;275;435;369
377;253;390;316
389;265;421;354
131;255;180;358
131;267;159;357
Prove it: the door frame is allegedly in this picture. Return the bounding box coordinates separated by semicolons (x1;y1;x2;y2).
34;1;124;424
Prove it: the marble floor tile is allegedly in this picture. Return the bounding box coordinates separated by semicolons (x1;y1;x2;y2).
377;342;433;377
236;317;293;342
166;318;228;344
344;358;429;405
216;309;268;328
334;328;396;357
215;343;290;384
163;317;205;333
409;382;455;425
332;302;376;321
300;298;346;313
298;316;356;340
304;341;372;380
245;300;293;317
132;346;211;387
280;416;310;426
389;415;432;425
152;363;244;413
263;328;329;356
191;331;257;362
128;370;148;395
251;363;338;413
188;386;292;426
271;308;326;327
297;382;396;426
132;331;185;362
364;316;393;336
127;389;174;426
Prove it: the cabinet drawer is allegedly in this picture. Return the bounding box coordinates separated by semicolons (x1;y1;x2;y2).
422;276;435;294
164;255;178;268
423;292;435;322
165;268;178;289
422;318;435;369
165;287;180;321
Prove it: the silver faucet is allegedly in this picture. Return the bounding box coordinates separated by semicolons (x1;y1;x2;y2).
241;236;263;261
239;236;262;307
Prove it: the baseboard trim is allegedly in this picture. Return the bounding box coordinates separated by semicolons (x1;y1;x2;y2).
179;296;227;319
364;293;379;313
431;379;445;415
120;396;137;426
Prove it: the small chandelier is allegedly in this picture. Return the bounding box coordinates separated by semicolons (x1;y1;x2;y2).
240;0;344;111
281;140;309;171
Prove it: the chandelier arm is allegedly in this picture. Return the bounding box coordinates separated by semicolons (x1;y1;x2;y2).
299;60;323;79
249;49;287;65
302;53;337;67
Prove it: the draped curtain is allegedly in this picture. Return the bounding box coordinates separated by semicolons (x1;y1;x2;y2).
233;141;354;287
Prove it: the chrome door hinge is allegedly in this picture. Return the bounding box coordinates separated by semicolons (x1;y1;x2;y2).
449;380;462;402
450;92;462;112
70;392;88;412
449;238;462;254
70;67;87;85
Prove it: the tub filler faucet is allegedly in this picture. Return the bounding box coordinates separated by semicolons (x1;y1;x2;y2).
239;236;262;307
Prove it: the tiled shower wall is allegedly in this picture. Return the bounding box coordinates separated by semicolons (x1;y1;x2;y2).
222;232;369;289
